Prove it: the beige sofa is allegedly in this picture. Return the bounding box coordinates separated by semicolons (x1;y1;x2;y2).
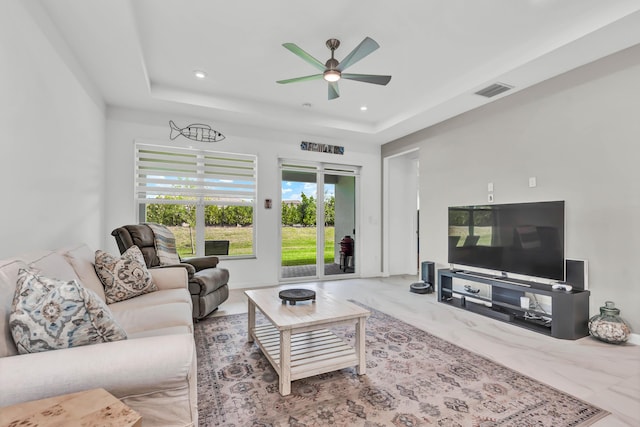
0;244;198;427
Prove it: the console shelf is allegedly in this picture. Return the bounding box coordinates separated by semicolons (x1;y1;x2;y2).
438;269;590;340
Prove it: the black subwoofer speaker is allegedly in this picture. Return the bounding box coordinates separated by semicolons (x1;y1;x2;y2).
566;259;587;290
421;261;435;285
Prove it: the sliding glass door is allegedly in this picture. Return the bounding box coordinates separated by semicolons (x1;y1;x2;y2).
280;161;358;280
281;167;318;278
325;171;356;275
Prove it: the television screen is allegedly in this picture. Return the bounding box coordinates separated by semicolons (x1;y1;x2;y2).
448;201;565;280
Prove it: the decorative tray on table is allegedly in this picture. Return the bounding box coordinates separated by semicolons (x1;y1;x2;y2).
279;289;316;305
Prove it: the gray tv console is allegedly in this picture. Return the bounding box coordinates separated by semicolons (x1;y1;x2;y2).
438;269;590;340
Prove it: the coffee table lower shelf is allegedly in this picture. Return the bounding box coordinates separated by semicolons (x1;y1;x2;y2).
252;324;358;385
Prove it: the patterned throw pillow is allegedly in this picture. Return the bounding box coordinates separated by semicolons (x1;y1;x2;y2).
10;268;127;354
95;246;158;304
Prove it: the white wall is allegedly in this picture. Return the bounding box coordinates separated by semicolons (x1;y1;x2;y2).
105;109;382;288
386;155;419;276
0;1;106;258
383;44;640;330
0;1;382;287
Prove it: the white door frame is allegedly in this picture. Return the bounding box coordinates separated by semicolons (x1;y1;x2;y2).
279;159;360;281
382;148;420;277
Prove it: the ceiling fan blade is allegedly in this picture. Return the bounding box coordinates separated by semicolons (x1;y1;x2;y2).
276;74;323;84
282;43;326;72
336;37;379;71
328;82;340;100
342;73;392;85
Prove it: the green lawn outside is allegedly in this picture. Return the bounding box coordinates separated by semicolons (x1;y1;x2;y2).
448;225;493;246
281;226;335;266
169;226;335;266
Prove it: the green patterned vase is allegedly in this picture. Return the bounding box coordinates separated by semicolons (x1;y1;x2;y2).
588;301;631;344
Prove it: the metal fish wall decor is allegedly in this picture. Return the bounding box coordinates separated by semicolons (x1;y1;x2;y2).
169;120;226;142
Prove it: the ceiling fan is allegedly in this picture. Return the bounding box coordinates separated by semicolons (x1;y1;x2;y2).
276;37;391;100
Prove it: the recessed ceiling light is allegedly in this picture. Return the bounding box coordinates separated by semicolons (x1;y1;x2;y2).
194;70;207;79
360;105;368;111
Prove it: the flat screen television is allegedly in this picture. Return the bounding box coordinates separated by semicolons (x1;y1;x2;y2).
448;201;565;280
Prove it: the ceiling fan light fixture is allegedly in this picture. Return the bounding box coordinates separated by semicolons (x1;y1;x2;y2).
323;69;341;82
278;37;390;100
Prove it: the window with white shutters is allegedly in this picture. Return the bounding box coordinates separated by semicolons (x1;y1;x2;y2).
135;143;256;257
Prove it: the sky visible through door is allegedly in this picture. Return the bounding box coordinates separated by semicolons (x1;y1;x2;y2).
282;181;334;202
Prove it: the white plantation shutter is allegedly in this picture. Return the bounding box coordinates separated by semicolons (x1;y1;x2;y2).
135;143;256;206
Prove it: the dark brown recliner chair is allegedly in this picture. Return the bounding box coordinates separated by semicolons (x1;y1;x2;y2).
111;224;229;320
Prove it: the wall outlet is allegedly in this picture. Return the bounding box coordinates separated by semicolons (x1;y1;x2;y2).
529;177;537;187
487;182;494;192
488;193;494;203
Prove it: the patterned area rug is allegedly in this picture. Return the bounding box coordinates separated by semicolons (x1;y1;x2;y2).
195;303;608;426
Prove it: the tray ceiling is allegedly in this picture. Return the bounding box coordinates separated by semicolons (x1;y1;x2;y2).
35;0;640;144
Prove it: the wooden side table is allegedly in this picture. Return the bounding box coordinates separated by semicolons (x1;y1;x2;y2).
0;388;142;427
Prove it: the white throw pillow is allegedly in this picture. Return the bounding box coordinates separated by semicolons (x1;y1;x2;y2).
95;246;158;304
10;268;127;354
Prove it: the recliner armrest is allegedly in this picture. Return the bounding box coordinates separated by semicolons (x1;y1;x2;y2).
181;256;219;271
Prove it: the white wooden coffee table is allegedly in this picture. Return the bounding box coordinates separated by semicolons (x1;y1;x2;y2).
245;287;370;396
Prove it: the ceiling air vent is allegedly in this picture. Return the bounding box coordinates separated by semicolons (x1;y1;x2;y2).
475;83;513;98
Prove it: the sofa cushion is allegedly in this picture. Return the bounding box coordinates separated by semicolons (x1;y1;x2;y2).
9;268;127;354
59;244;107;302
95;246;158;304
106;288;191;311
127;325;192;339
110;302;193;335
29;251;83;283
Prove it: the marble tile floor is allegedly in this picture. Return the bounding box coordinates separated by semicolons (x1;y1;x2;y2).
209;275;640;426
